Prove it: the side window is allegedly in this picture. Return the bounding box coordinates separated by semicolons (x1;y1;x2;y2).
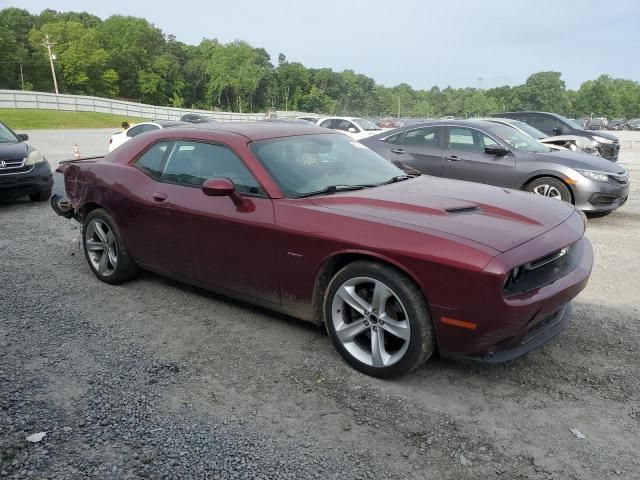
448;128;483;153
530;115;557;132
335;120;351;132
481;134;500;148
161;141;263;195
319;119;333;128
347;122;359;132
134;141;171;179
400;127;440;147
383;133;401;144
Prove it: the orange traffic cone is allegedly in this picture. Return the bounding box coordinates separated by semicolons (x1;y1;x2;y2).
73;144;81;160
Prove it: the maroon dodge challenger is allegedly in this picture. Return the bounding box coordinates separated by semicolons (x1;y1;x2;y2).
52;123;593;378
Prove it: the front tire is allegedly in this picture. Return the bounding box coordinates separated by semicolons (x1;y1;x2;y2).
324;261;434;379
525;177;572;204
83;209;138;284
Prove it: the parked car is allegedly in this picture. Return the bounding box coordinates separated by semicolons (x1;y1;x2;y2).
495;112;620;161
361;120;629;213
109;120;188;152
316;116;383;140
0;120;52;202
296;116;322;124
483;118;598;155
180;113;218;124
607;118;626;131
627;118;640;131
52;123;593;378
586;118;607;130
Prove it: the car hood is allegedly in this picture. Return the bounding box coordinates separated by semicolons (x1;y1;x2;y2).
534;150;626;174
581;129;617;141
308;176;576;252
0;141;29;161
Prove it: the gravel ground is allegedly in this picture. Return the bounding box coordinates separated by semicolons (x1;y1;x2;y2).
1;128;639;479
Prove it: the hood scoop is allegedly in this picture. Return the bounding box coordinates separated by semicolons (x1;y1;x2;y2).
445;206;481;215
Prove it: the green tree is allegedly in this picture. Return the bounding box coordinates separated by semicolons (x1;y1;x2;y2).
516;71;567;112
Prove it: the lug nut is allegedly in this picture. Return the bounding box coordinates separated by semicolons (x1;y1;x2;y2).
379;320;384;325
372;326;377;332
373;309;378;314
364;321;369;326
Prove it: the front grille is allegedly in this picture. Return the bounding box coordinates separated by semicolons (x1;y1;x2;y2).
0;159;31;175
504;241;584;297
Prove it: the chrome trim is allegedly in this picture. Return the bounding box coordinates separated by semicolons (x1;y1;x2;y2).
525;246;570;271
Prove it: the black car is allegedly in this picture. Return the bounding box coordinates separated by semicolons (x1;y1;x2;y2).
495;111;620;162
627;118;640;131
586;118;607;130
179;113;218;124
607;119;626;131
0;121;52;202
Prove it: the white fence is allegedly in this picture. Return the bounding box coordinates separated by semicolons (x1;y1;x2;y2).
0;89;309;123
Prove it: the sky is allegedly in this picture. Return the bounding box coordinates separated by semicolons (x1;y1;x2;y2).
8;0;640;90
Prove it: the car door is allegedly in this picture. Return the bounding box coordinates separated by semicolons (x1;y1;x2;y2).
158;140;280;304
387;126;444;176
442;126;516;188
125;140;200;279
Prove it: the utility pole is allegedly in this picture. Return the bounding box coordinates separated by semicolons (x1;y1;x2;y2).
397;96;401;119
42;34;59;94
19;63;25;90
284;86;289;111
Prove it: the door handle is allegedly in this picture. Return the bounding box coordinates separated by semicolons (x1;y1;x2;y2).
151;192;167;202
446;155;461;161
390;148;405;154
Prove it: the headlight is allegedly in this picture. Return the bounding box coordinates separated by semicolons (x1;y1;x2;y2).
575;169;609;182
24;150;46;166
592;135;613;144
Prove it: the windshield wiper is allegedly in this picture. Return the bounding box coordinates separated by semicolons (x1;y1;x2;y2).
377;174;418;186
295;184;369;198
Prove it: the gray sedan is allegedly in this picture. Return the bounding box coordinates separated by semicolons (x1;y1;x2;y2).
360;120;629;213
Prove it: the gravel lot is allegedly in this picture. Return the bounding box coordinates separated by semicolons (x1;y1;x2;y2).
1;128;639;479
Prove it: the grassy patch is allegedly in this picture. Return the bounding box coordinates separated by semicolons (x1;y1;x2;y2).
0;109;150;129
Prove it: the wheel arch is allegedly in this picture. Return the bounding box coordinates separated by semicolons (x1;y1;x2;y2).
521;173;576;204
310;250;426;325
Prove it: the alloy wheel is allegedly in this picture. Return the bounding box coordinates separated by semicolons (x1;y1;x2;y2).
532;184;563;200
331;276;411;368
85;219;118;277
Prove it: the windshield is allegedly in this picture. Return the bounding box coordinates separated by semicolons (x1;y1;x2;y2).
250;134;406;197
556;114;583;130
508;120;547;140
487;123;549;153
0;122;19;143
353;118;381;131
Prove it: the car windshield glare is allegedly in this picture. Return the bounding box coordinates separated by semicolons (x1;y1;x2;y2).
0;123;19;143
353;118;381;131
510;120;547;140
487;124;549;153
250;134;405;197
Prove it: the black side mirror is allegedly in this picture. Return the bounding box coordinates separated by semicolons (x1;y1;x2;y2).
17;133;29;141
552;127;563;135
484;145;510;156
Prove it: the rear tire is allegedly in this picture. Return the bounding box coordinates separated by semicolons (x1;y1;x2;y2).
525;177;572;204
324;260;434;379
29;187;52;202
83;208;138;284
